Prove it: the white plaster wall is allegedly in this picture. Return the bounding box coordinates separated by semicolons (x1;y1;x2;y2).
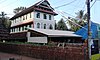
33;19;55;29
27;32;47;43
28;37;47;43
33;11;55;29
10;11;56;33
11;12;34;27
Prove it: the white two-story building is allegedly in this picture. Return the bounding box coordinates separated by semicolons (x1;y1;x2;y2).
9;0;82;43
9;0;58;42
10;0;57;33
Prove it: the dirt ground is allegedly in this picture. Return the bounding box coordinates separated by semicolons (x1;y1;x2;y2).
0;52;42;60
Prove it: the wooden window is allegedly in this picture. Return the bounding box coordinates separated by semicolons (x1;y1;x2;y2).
37;23;40;28
12;28;14;32
23;16;25;20
30;13;31;18
29;24;31;28
26;15;27;20
15;19;16;23
49;24;53;29
43;14;47;19
44;24;46;29
19;27;21;31
14;28;15;32
22;26;24;31
36;12;40;18
25;25;27;30
20;17;21;21
11;29;12;32
49;15;51;20
16;28;18;32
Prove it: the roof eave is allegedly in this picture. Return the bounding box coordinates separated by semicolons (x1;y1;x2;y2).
10;6;35;20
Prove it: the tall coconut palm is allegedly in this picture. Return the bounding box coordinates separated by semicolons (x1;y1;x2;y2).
67;10;88;31
76;10;84;20
67;18;80;32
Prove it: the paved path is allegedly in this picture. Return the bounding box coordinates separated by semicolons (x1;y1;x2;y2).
0;52;42;60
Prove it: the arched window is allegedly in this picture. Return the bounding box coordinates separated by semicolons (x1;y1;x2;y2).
37;23;40;28
49;24;53;29
44;24;46;29
36;12;40;18
49;15;51;20
43;14;47;19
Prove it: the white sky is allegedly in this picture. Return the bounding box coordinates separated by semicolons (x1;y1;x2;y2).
0;0;100;24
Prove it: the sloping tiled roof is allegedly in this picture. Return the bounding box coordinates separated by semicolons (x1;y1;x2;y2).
28;28;81;37
10;0;57;20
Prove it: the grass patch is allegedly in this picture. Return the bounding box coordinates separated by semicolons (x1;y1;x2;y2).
91;54;100;60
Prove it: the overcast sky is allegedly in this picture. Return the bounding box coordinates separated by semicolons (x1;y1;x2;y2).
0;0;100;23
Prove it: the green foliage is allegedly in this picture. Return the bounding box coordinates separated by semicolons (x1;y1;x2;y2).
57;18;68;30
13;6;26;14
4;18;11;29
67;18;80;31
1;17;11;30
91;54;100;60
0;16;11;30
67;10;87;32
76;10;84;20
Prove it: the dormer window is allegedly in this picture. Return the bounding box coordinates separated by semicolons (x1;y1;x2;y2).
36;12;40;18
43;14;47;19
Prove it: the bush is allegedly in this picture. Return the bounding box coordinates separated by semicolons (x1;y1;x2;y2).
91;54;100;60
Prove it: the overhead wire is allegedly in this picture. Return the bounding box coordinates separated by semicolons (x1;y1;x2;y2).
90;0;96;8
53;0;86;19
0;0;87;30
54;0;77;9
53;0;78;18
0;0;87;20
51;0;88;30
58;11;87;30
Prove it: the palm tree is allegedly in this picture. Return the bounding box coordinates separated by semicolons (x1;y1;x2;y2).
76;10;84;20
67;10;88;31
13;7;26;14
67;18;80;31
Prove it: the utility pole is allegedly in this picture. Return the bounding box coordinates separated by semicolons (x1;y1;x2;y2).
86;0;91;60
